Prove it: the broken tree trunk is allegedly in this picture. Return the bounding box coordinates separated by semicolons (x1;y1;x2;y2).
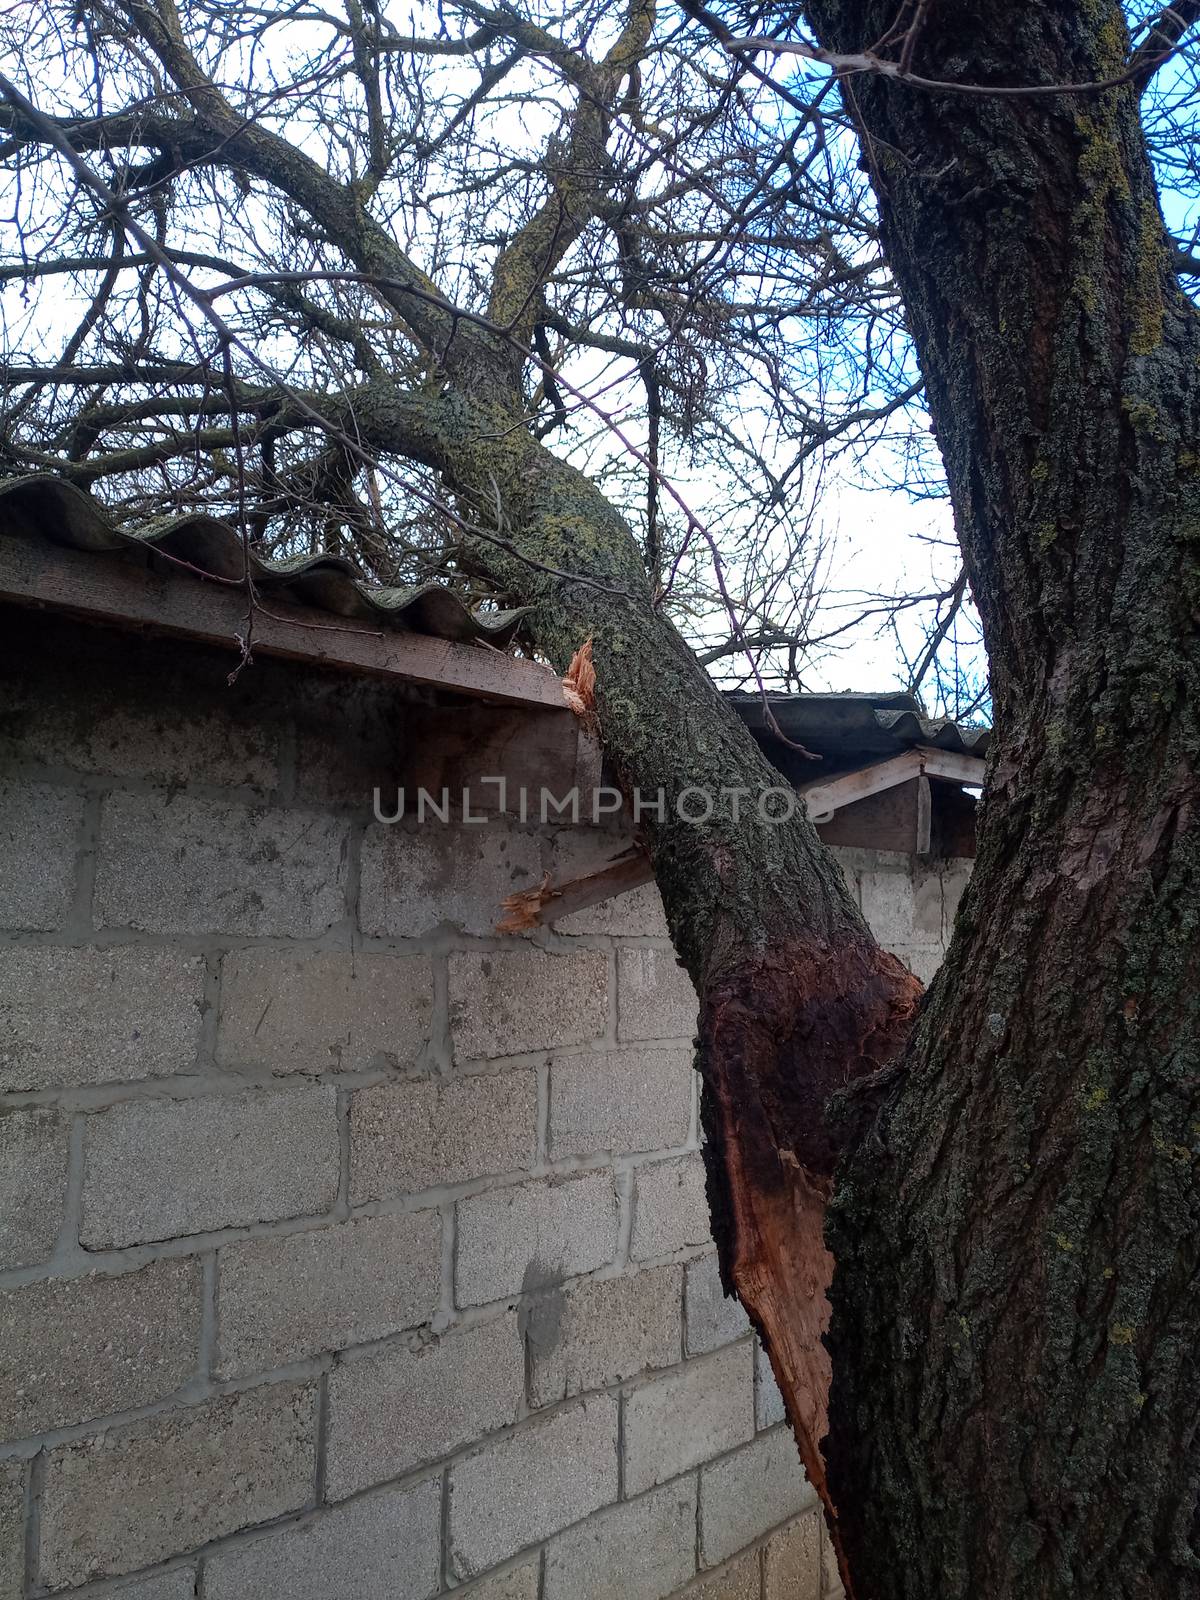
403;396;924;1535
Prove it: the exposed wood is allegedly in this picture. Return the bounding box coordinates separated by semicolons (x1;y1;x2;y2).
495;847;654;932
815;777;924;854
0;534;567;710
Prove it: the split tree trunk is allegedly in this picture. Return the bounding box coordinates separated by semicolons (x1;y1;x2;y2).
800;3;1200;1595
24;2;1200;1589
365;377;921;1514
357;2;1200;1585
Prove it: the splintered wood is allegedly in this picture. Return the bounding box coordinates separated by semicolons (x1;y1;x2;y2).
562;639;597;722
496;874;558;934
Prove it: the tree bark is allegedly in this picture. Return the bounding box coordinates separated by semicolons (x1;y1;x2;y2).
353;375;921;1513
3;10;920;1529
20;3;1200;1586
799;2;1200;1594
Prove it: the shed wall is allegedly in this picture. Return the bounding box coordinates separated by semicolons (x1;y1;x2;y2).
0;616;969;1600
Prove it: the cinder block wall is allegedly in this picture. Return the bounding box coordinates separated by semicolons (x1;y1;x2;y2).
0;613;970;1600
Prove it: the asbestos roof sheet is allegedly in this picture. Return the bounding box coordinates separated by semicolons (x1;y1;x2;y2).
0;474;529;648
727;688;990;768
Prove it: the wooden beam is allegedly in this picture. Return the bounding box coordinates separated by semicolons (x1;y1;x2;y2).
800;751;924;823
914;745;988;787
496;849;655;933
801;747;987;825
0;534;566;710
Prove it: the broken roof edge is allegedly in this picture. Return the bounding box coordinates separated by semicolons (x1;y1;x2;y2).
0;474;530;649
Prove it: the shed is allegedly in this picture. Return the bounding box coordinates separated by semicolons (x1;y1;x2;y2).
0;477;981;1599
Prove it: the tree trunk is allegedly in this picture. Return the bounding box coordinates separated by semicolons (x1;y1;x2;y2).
20;4;1200;1587
799;2;1200;1594
358;376;921;1512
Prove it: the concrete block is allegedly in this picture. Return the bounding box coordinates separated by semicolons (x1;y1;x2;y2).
0;1460;23;1600
103;1570;196;1599
763;1510;822;1600
0;1258;199;1442
37;1382;317;1589
632;1155;712;1261
350;1071;536;1203
895;943;944;985
550;1046;692;1157
526;1263;682;1408
291;677;404;809
546;831;669;937
326;1312;524;1497
827;845;908;878
216;1210;441;1377
857;867;915;946
456;1172;616;1306
94;791;348;937
454;1561;539;1600
204;1480;441;1600
624;1342;754;1496
0;945;204;1093
448;1394;619;1577
755;1338;787;1431
544;1478;697;1600
699;1426;816;1568
0;637;278;791
617;949;697;1043
685;1253;750;1356
360;825;540;937
0;1107;68;1269
218;949;433;1075
673;1550;760;1600
0;780;81;931
449;950;607;1060
81;1086;339;1248
911;861;947;939
553;882;669;937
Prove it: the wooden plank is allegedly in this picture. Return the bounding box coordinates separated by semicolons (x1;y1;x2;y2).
800;751;924;823
0;535;566;710
544;850;655;922
815;777;922;853
802;747;987;825
915;745;988;787
495;849;654;933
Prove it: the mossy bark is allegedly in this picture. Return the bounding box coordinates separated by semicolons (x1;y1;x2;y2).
799;2;1200;1594
348;371;919;1510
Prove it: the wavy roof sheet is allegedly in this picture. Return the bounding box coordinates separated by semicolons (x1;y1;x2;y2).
727;688;990;767
0;474;529;647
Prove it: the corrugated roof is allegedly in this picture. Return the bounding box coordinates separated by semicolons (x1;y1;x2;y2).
727;688;990;768
0;475;529;647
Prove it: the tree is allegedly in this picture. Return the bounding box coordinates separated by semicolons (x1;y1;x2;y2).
788;3;1200;1594
3;2;1199;1596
